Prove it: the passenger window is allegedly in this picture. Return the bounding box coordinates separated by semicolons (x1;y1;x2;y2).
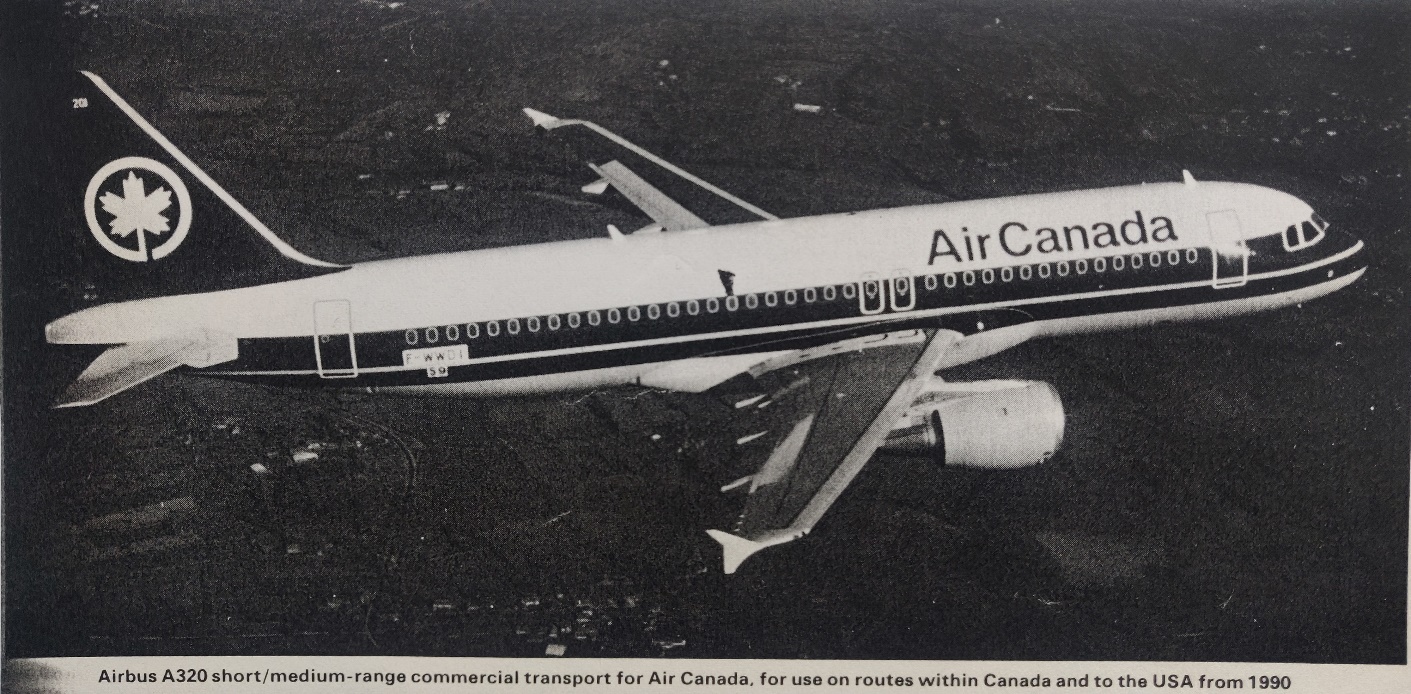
588;310;601;326
706;297;720;313
628;306;641;321
466;323;480;339
548;315;561;330
725;296;739;311
687;300;699;315
506;319;520;335
487;320;501;337
804;287;817;302
745;294;759;309
824;286;837;301
446;324;460;341
527;316;540;332
765;291;778;307
647;304;660;319
666;302;680;318
608;308;621;323
425;327;439;343
568;313;580;329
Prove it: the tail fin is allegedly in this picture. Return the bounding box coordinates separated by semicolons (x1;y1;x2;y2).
43;72;343;305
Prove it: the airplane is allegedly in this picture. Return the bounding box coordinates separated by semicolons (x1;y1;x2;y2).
43;72;1365;573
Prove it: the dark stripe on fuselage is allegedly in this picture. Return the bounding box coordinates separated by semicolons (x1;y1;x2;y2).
206;233;1360;388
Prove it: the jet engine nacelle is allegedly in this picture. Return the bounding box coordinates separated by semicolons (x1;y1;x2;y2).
880;379;1065;469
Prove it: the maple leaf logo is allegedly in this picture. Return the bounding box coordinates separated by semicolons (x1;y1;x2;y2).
99;171;172;240
84;157;192;262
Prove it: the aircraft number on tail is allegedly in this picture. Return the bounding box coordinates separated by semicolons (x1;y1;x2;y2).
84;156;192;262
72;97;89;109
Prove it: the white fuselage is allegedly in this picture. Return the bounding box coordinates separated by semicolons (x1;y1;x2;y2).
45;180;1365;396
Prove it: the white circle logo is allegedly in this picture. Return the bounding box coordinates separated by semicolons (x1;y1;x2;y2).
84;157;192;262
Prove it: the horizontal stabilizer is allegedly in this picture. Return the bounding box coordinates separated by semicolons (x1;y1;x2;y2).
55;333;238;408
706;529;804;574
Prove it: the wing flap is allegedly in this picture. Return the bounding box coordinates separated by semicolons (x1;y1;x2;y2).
588;160;710;231
523;107;778;224
709;329;962;572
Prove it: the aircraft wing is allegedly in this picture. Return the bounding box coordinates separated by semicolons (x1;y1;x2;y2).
586;160;709;231
708;328;962;573
524;107;778;227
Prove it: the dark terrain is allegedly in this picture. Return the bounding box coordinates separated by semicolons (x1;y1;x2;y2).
3;0;1407;662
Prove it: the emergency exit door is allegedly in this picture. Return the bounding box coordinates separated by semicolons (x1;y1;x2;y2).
1207;210;1248;289
314;300;358;378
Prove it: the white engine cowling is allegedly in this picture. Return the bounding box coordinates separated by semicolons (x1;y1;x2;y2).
879;379;1064;469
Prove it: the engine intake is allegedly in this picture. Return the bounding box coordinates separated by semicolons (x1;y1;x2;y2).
880;380;1064;469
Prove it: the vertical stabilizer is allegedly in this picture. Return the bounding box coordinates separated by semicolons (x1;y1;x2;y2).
37;72;344;306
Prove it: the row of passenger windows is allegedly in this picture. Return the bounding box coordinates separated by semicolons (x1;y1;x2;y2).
401;247;1205;346
922;247;1202;290
404;287;843;345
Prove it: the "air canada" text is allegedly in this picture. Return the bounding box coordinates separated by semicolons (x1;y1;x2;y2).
928;210;1178;266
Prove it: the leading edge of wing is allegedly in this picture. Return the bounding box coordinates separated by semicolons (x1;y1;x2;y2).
707;328;963;573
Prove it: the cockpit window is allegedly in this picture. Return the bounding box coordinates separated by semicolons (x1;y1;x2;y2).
1283;214;1327;251
1301;221;1324;245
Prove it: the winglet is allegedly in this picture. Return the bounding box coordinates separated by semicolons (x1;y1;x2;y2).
1182;169;1197;185
706;530;764;574
523;107;563;130
706;529;803;574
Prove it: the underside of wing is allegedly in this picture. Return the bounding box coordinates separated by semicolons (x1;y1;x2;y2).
707;328;962;573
